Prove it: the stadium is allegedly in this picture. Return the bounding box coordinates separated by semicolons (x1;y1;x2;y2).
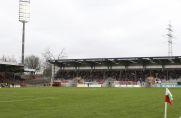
1;58;181;118
1;0;181;118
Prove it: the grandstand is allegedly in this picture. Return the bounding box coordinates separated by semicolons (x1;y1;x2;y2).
49;56;181;87
0;61;50;87
0;61;24;87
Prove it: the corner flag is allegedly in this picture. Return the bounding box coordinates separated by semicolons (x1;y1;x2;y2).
164;88;173;118
165;88;174;105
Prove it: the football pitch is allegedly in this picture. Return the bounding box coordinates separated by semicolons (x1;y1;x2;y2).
0;88;181;118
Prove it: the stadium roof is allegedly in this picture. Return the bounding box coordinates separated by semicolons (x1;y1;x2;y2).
0;61;24;72
49;56;181;67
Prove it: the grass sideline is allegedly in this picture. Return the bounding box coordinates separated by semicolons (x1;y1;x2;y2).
0;88;181;118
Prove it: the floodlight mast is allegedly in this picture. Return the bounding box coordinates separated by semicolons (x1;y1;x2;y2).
19;0;30;64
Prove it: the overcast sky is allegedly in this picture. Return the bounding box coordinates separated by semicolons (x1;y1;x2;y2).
0;0;181;62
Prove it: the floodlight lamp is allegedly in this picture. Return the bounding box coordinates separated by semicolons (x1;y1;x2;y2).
19;0;30;23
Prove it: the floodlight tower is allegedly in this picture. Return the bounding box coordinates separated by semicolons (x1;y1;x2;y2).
19;0;30;64
167;23;173;56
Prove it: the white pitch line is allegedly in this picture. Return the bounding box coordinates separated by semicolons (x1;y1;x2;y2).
0;97;55;103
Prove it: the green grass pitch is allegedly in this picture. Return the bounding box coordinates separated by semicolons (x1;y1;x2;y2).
0;88;181;118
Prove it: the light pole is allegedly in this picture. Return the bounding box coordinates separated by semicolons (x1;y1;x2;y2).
19;0;30;64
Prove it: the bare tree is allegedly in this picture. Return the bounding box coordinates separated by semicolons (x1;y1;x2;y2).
42;48;67;61
42;48;67;78
24;55;40;71
57;48;67;59
0;55;17;63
